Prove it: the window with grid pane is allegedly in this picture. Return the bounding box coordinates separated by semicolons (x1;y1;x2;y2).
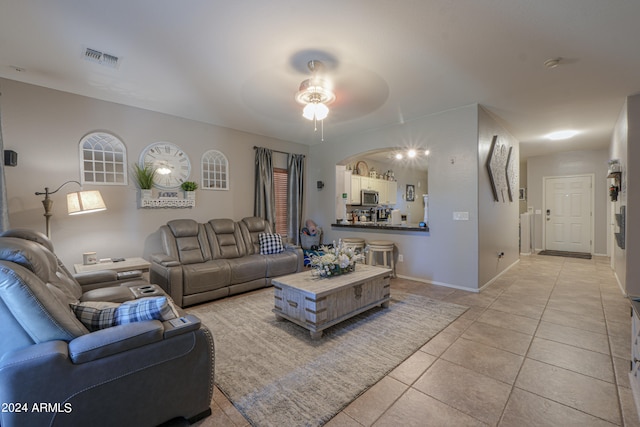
273;168;288;236
79;132;127;185
201;150;229;190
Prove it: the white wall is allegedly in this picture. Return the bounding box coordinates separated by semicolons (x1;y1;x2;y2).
477;107;520;287
526;149;609;255
308;104;484;290
1;78;308;266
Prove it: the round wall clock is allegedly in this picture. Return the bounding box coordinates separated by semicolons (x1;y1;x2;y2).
139;142;192;189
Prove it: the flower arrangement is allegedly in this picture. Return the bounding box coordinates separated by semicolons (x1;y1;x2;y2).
310;239;364;278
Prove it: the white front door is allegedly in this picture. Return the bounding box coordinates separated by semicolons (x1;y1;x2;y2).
544;175;593;253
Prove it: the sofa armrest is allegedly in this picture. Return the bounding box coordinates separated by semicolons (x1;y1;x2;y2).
150;259;185;307
285;245;304;272
74;270;119;285
0;340;68;369
151;253;181;267
68;321;164;364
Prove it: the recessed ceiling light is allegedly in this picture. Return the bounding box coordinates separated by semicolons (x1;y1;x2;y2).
395;153;403;160
546;130;579;140
407;149;416;158
424;150;430;156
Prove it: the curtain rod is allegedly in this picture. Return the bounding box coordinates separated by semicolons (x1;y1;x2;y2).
253;146;305;157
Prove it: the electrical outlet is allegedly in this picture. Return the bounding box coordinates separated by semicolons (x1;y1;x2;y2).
398;254;404;262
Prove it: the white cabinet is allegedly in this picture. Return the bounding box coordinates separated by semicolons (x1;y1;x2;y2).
349;176;398;205
350;175;362;204
385;181;398;205
359;176;373;190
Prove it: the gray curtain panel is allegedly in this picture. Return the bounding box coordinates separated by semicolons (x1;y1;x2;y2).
254;147;275;227
0;95;10;232
287;154;305;245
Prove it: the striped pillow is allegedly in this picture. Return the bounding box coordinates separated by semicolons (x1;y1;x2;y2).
71;297;177;332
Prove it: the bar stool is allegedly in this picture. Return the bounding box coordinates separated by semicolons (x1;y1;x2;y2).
342;238;366;263
367;240;395;277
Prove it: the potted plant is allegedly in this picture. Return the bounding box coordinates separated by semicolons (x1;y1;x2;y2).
181;181;198;199
132;163;156;199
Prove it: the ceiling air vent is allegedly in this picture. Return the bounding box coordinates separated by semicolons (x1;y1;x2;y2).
83;47;120;69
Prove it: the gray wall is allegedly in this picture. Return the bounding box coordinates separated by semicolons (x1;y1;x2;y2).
626;95;640;296
526;149;609;255
3;79;520;292
611;94;640;295
309;104;519;291
610;99;628;288
1;78;308;266
477;107;520;287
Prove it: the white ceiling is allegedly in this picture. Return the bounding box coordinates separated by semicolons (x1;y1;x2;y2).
1;1;639;159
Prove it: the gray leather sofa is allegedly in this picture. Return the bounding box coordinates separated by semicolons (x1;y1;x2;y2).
0;233;214;427
150;217;303;307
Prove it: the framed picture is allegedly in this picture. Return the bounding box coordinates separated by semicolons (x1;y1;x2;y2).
406;184;415;202
519;188;526;201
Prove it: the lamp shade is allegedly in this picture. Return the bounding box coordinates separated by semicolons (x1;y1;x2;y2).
67;190;107;215
302;102;329;121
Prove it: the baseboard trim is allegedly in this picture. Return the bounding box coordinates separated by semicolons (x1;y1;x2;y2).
394;274;480;293
479;258;520;292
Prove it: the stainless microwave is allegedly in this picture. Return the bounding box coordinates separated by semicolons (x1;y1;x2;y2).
360;189;379;206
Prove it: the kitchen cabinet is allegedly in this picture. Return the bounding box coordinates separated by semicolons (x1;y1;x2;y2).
384;181;398;205
350;175;361;204
348;175;397;205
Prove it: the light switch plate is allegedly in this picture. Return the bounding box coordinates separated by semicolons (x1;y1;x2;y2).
453;212;469;221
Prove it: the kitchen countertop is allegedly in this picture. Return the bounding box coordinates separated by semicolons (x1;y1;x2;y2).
332;222;429;232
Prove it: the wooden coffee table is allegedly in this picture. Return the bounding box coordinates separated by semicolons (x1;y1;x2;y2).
272;264;392;339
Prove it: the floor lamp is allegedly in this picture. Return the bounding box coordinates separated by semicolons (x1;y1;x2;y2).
35;180;107;239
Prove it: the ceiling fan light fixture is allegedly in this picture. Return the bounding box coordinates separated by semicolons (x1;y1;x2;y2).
303;101;329;121
294;60;336;140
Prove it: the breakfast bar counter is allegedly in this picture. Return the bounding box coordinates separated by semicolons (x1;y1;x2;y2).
331;222;429;232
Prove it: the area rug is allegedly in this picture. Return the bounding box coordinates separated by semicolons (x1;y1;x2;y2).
187;287;467;427
538;250;592;259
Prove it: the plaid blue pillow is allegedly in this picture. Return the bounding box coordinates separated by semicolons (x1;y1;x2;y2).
259;232;284;255
71;297;177;332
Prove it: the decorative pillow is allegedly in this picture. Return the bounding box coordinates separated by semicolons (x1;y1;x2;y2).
259;232;284;255
70;297;177;332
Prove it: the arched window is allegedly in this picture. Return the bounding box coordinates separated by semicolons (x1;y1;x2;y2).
79;132;127;185
201;150;229;190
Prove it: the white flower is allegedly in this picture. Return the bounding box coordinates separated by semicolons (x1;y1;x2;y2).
338;254;350;268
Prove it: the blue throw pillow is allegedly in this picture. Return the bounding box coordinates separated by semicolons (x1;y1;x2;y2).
71;297;177;332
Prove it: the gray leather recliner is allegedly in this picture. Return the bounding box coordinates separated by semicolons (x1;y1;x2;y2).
0;234;214;427
0;228;153;301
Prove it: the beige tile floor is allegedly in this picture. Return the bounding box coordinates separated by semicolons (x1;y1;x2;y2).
196;254;640;426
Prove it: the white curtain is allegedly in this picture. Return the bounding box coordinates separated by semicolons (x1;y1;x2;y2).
0;93;10;232
287;154;305;245
254;147;275;227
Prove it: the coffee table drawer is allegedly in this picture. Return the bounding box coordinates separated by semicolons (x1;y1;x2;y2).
274;285;306;321
310;276;389;326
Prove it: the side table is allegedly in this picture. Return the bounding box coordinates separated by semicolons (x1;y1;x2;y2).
74;257;151;274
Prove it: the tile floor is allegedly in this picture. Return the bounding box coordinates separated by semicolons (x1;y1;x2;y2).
197;254;640;426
